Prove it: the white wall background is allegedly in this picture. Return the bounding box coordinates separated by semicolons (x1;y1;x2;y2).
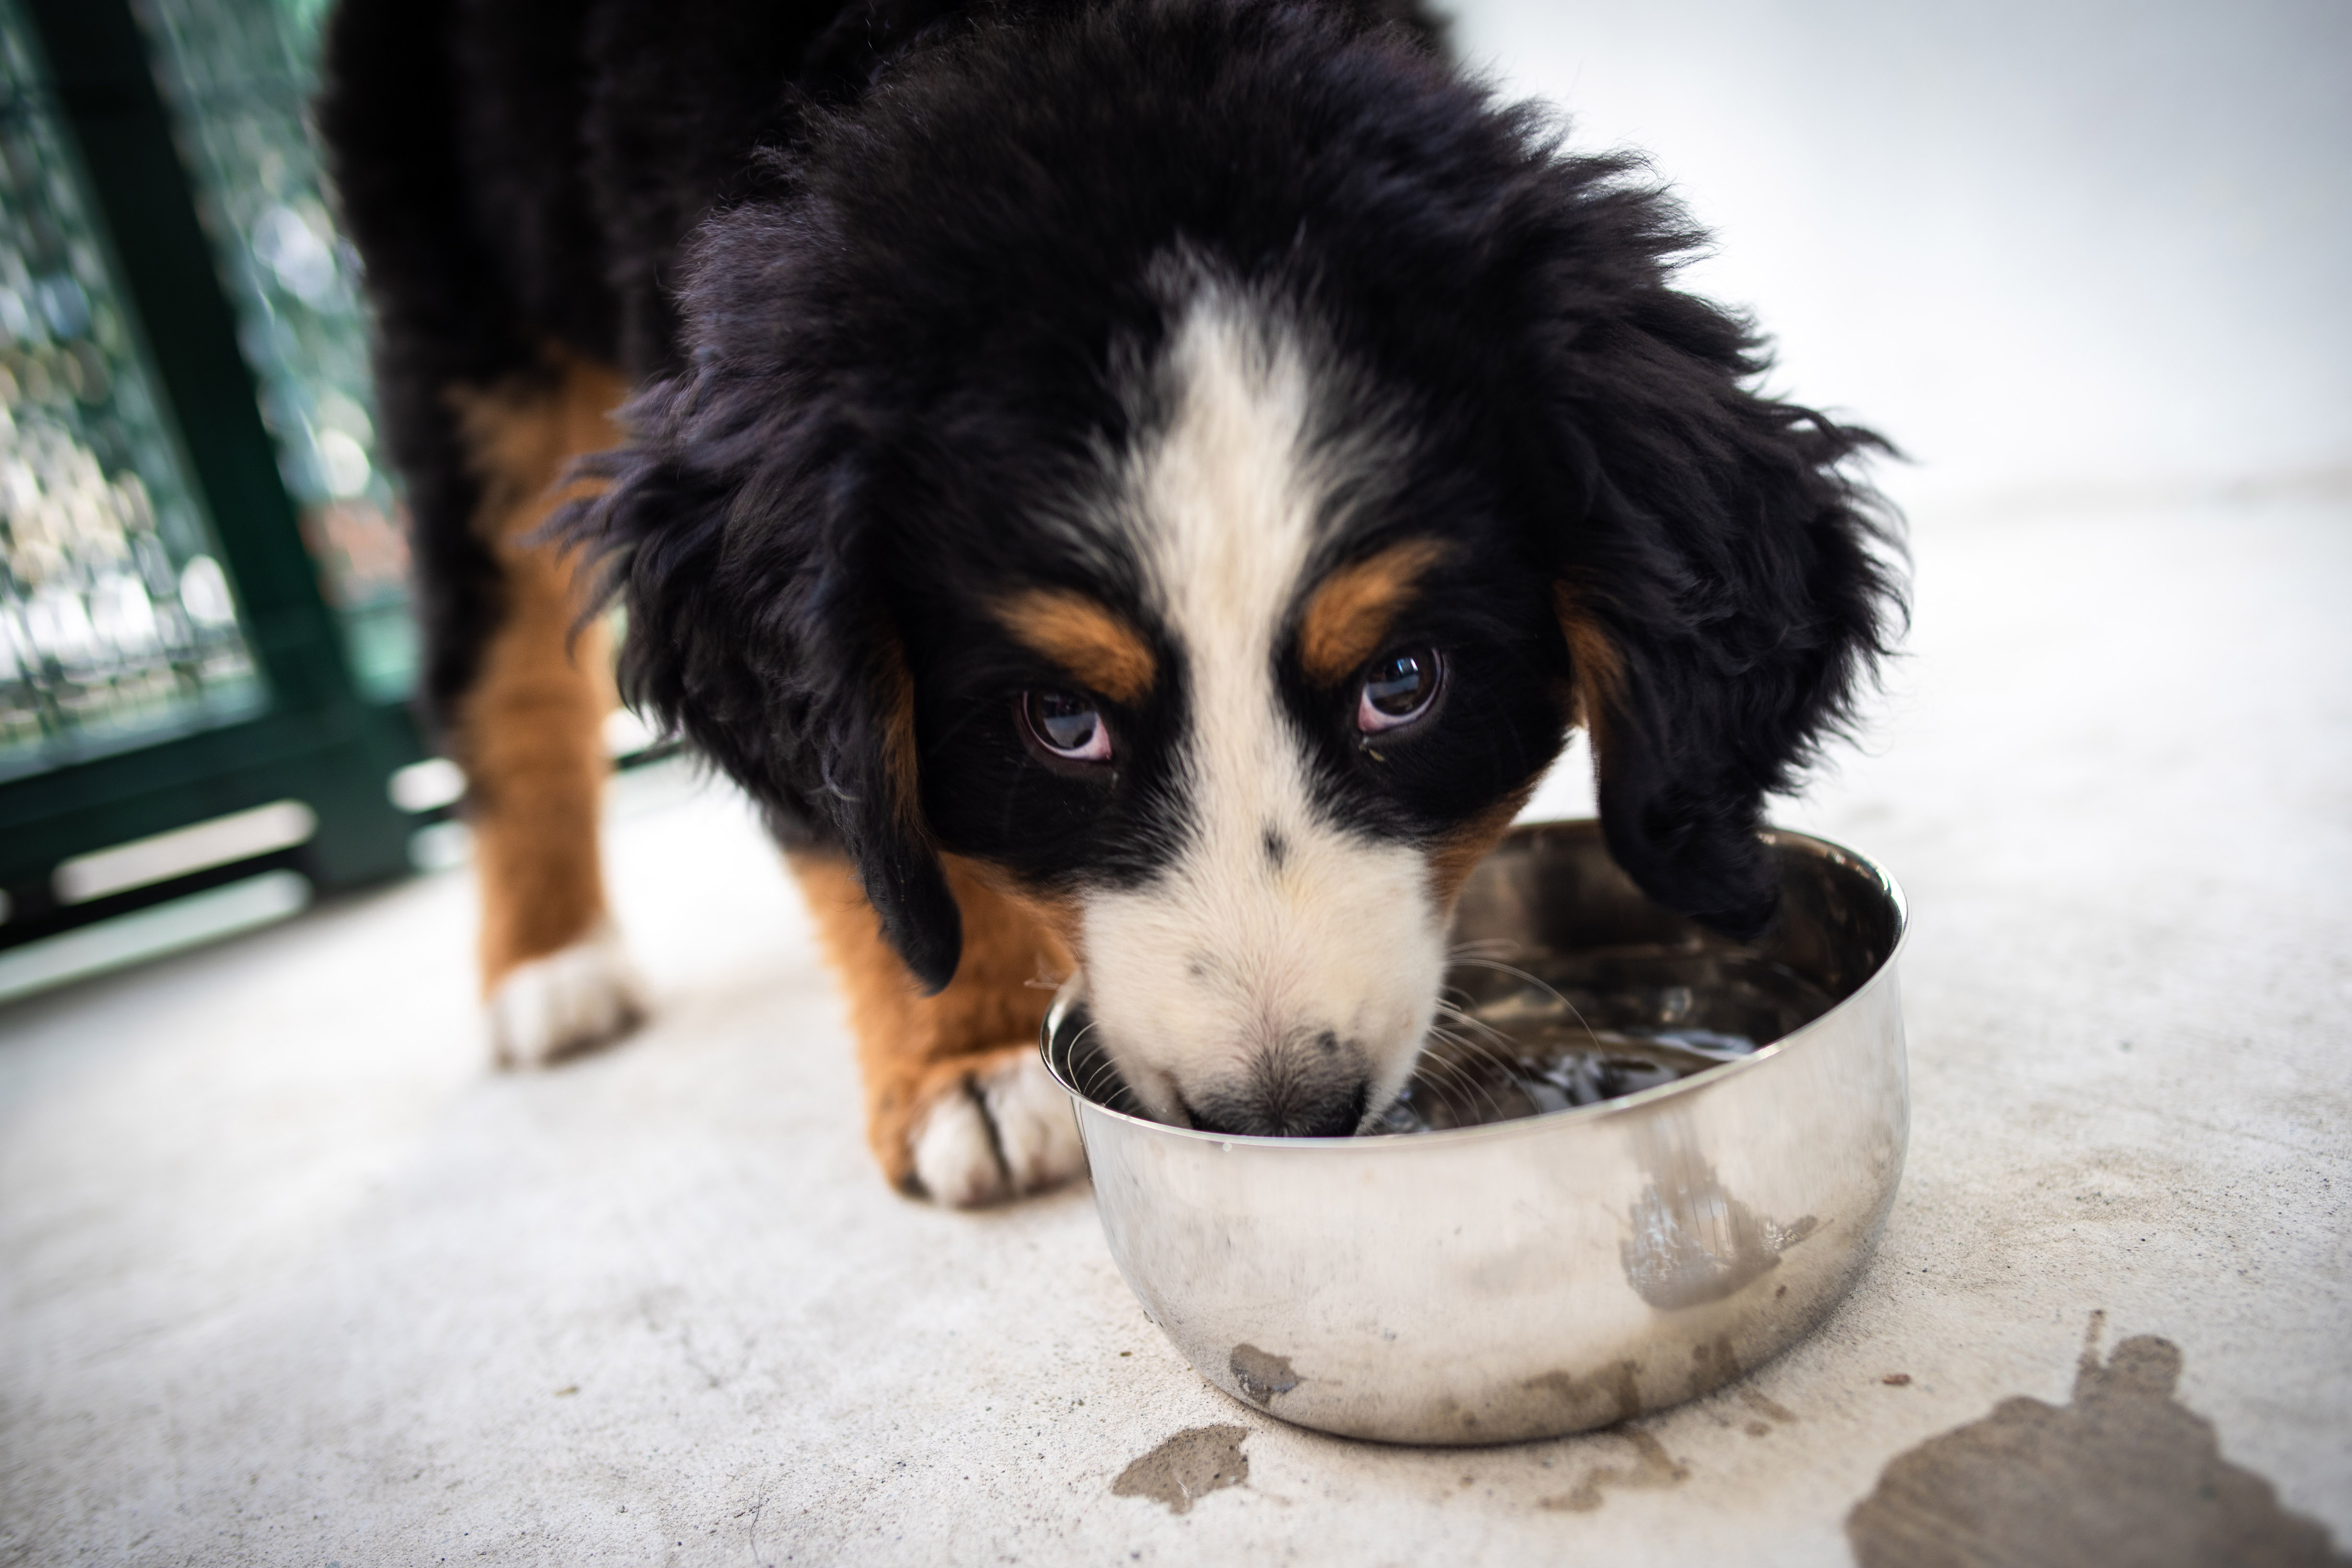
1445;0;2352;513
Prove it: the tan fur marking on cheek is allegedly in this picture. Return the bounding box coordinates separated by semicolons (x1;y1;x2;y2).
790;851;1071;1192
1553;579;1627;756
947;854;1086;975
447;350;630;989
992;589;1156;706
1426;786;1538;913
1298;538;1451;686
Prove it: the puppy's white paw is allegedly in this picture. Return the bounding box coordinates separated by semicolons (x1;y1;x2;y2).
910;1054;1087;1208
487;923;648;1068
982;1052;1090;1193
909;1089;1006;1208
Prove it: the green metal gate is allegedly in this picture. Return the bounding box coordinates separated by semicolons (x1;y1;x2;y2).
0;0;429;993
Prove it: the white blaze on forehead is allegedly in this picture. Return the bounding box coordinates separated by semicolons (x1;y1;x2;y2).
1080;286;1445;1122
1129;295;1321;717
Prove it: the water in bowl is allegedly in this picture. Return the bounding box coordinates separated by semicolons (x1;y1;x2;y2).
1374;943;1838;1134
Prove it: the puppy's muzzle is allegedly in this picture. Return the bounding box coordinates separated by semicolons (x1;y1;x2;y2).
1183;1029;1374;1138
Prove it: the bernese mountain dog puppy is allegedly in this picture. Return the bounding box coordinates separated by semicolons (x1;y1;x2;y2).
318;0;1899;1205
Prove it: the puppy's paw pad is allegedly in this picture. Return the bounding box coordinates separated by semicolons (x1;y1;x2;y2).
909;1055;1085;1207
487;924;648;1069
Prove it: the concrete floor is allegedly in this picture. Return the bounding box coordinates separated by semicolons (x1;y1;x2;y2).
4;487;2347;1565
6;1;2351;1563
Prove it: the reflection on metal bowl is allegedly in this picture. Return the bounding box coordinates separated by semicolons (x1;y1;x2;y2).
1040;818;1909;1445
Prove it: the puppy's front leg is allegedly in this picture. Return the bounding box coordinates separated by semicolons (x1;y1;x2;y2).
791;854;1086;1205
450;355;647;1067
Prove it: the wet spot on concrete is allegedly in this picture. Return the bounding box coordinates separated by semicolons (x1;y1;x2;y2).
1111;1425;1251;1515
1688;1334;1744;1401
1538;1428;1690;1513
1230;1344;1301;1406
1848;1314;2351;1567
1523;1360;1642;1429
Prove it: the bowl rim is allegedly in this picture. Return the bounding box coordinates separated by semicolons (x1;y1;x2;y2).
1037;818;1908;1152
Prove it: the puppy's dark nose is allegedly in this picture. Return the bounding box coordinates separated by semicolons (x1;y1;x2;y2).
1187;1033;1371;1138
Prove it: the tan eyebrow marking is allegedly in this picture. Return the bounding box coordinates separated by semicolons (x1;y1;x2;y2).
991;589;1157;706
1296;538;1452;686
1426;787;1538;912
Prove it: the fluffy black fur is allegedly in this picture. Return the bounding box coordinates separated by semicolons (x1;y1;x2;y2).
321;0;1900;992
318;0;937;723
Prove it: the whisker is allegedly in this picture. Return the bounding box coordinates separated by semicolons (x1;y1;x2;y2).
1446;937;1525;963
1423;1065;1510;1127
1431;1005;1526;1071
1064;1020;1128;1106
1081;1057;1120;1101
1430;1044;1524;1114
1445;955;1565;994
1414;1030;1516;1125
1432;1002;1503;1033
1077;1050;1116;1100
1442;957;1602;1050
1077;1053;1115;1104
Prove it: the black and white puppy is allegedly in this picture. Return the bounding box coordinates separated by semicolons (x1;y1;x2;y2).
322;0;1898;1202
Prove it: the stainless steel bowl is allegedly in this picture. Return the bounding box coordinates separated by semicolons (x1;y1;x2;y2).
1040;818;1908;1445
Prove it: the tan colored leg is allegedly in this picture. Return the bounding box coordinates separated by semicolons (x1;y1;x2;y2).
791;852;1088;1204
448;352;645;1066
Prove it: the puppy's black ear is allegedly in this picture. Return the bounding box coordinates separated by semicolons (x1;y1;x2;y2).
561;375;964;991
1540;285;1903;940
822;628;965;992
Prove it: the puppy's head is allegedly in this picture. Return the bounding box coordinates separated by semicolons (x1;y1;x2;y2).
576;0;1900;1135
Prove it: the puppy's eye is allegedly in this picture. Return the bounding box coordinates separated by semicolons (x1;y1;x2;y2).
1022;689;1113;762
1357;647;1441;734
